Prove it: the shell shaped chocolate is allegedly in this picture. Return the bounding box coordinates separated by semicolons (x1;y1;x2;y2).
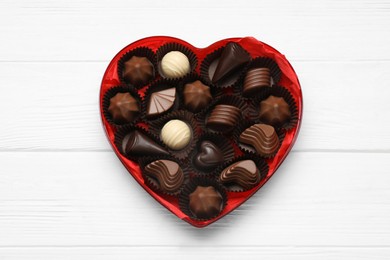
147;88;176;117
219;160;261;190
239;123;279;156
144;160;184;193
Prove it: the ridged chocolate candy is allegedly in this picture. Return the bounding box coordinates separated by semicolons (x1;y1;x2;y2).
212;42;251;83
161;51;190;78
161;120;192;150
259;96;291;127
183;80;212;112
206;104;241;133
123;56;154;86
144;160;184;193
147;88;176;117
108;92;139;124
122;131;169;156
189;186;223;219
243;68;271;96
219;160;261;190
239;124;279;156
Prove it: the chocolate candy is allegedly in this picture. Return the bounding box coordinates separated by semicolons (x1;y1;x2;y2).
161;120;191;150
206;104;241;133
243;68;271;96
122;130;169;156
108;92;139;124
161;51;190;78
212;42;251;83
123;56;154;86
219;160;261;190
189;186;223;219
259;96;291;127
144;160;184;193
239;124;279;157
183;80;212;112
193;141;224;171
147;88;176;117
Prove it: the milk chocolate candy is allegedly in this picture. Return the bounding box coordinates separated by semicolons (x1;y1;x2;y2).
219;160;261;190
108;92;139;124
189;186;223;219
243;68;271;96
144;160;184;193
123;56;154;86
183;80;212;112
206;104;241;133
259;96;291;127
147;88;176;117
239;123;279;156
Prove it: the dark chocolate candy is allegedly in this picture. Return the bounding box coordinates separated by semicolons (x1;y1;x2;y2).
183;80;212;112
243;68;271;96
193;141;224;171
212;42;251;83
123;56;154;86
122;131;169;156
144;160;184;193
189;186;223;219
206;104;241;133
108;92;139;124
239;124;279;156
259;96;291;127
219;160;261;190
147;88;176;117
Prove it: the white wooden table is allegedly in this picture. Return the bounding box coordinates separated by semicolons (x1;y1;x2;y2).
1;0;390;259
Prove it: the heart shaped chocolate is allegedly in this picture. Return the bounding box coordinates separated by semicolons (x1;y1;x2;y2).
100;36;303;227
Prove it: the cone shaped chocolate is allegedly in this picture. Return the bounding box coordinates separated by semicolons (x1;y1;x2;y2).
123;131;169;156
212;42;251;84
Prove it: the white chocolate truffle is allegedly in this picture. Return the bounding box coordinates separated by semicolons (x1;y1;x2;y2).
161;51;190;78
161;120;191;150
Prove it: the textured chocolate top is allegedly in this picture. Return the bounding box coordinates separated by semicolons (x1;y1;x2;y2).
183;80;212;112
219;160;261;190
259;96;291;127
144;160;184;193
239;124;279;156
193;141;224;171
108;92;139;124
206;104;241;133
189;186;223;219
212;42;251;83
243;68;271;96
122;131;169;156
147;88;176;116
123;56;154;86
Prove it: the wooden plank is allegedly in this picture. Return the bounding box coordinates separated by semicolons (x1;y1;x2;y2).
0;0;389;61
0;61;389;151
0;151;389;246
1;246;390;260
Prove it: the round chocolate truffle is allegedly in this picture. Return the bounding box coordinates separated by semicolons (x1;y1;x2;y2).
183;80;212;112
161;120;191;150
123;56;154;86
108;92;139;124
189;186;223;219
258;96;291;127
161;51;190;78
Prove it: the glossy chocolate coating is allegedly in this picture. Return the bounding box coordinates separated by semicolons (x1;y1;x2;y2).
212;42;251;83
122;131;169;156
161;120;192;150
183;80;212;112
189;186;222;219
219;160;261;190
108;93;139;124
193;141;224;171
259;96;291;127
147;88;176;117
243;68;271;96
144;160;184;193
206;104;241;133
239;124;279;156
123;56;154;86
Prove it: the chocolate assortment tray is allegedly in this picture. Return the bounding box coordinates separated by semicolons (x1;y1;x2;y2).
99;36;303;228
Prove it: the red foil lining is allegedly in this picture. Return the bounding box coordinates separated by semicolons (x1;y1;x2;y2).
99;36;303;228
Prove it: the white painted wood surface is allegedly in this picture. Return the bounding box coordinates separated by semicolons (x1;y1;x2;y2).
1;0;390;259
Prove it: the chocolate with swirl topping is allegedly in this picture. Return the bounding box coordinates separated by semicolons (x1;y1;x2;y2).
144;160;184;193
219;160;260;190
239;124;279;157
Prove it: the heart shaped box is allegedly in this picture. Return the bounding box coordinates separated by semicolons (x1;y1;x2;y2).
99;36;303;228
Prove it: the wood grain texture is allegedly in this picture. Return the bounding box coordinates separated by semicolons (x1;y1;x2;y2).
0;0;389;61
1;152;389;247
1;61;390;151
